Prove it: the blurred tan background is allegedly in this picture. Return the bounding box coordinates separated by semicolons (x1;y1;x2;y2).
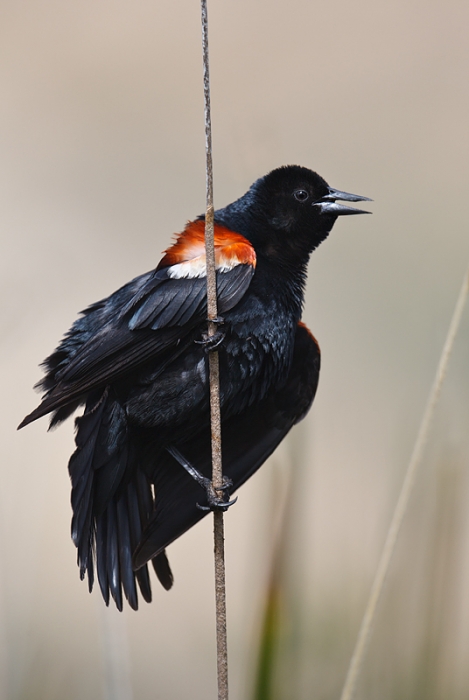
1;0;469;698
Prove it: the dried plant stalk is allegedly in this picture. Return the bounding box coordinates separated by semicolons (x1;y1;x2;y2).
200;2;229;698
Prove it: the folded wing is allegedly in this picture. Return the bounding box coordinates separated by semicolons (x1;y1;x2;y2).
133;322;320;569
19;221;256;428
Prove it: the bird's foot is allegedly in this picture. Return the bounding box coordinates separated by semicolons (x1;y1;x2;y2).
166;446;237;512
196;476;238;512
208;316;225;326
195;329;226;352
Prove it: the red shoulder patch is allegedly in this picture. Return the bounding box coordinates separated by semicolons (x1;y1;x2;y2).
157;220;256;278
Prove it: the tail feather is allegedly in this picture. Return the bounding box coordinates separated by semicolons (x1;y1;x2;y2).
96;512;110;606
106;500;123;611
69;387;173;610
152;551;174;591
126;479;153;603
117;496;138;610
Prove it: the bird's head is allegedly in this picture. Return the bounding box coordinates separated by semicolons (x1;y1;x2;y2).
221;165;371;263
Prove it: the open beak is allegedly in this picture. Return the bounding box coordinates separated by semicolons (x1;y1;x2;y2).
315;187;372;216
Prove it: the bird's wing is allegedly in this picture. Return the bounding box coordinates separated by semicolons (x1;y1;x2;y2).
19;220;256;428
133;322;320;569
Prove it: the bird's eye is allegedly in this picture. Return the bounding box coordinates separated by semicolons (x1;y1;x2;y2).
293;189;309;202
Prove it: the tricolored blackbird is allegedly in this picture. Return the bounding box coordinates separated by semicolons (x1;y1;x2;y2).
19;165;370;610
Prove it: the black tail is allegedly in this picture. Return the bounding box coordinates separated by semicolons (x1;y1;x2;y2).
69;387;173;610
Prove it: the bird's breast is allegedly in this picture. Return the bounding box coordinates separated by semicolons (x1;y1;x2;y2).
218;298;298;416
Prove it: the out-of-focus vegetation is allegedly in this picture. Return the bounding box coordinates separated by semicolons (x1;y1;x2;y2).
251;437;469;700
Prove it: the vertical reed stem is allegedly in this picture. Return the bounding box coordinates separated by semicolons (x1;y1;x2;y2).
200;2;229;698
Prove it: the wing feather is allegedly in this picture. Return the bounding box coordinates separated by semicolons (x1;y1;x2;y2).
133;323;320;568
20;259;254;428
126;265;254;331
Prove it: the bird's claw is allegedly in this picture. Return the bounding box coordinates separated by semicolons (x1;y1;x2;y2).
166;446;236;511
196;476;237;512
196;496;238;512
195;329;226;352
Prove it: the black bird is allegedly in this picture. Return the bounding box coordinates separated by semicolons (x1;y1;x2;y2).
19;165;370;610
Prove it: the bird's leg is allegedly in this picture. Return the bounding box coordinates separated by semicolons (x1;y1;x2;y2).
194;316;226;352
166;445;237;512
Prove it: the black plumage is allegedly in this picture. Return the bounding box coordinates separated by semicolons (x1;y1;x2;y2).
19;165;370;610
